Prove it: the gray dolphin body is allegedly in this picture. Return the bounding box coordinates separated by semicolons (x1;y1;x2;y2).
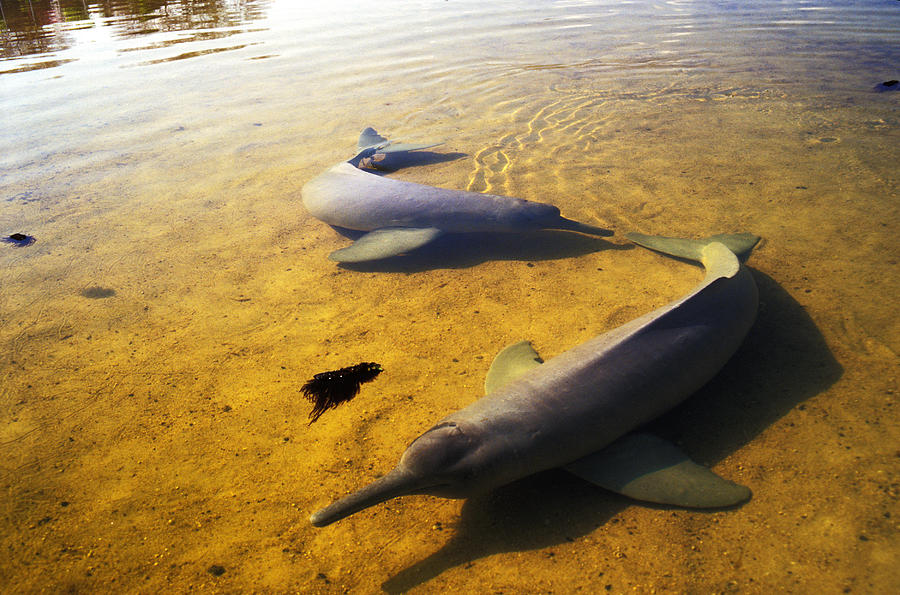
301;128;613;262
310;233;761;527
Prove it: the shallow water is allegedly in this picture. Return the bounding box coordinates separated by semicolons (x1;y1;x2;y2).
2;0;898;592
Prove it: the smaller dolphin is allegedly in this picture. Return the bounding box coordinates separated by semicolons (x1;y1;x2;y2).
301;128;613;262
310;232;760;527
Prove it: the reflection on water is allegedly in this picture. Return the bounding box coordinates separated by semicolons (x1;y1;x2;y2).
0;0;269;63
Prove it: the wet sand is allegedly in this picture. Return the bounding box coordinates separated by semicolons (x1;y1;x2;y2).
3;85;898;592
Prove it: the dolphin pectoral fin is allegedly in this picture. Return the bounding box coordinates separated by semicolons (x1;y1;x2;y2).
484;341;544;394
328;227;443;262
564;433;751;508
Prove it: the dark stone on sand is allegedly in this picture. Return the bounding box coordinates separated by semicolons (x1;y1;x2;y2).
874;80;899;92
81;286;116;299
208;564;226;576
3;233;35;247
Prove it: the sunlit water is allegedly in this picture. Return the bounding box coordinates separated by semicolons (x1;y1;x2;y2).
1;1;898;592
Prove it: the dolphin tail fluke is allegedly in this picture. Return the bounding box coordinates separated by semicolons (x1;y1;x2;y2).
358;127;390;151
554;217;615;237
310;467;421;527
625;232;760;262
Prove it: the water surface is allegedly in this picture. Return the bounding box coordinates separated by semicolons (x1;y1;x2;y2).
1;1;898;592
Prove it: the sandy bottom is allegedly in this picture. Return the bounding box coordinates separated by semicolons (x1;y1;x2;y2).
1;82;898;593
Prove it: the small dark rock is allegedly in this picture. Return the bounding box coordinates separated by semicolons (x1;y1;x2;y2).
207;564;226;576
3;233;35;247
874;80;899;92
60;501;69;507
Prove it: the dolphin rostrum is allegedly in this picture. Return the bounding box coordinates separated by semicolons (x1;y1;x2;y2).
301;128;614;262
310;233;761;526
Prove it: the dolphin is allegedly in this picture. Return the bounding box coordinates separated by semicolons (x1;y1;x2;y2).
310;232;761;527
301;128;614;262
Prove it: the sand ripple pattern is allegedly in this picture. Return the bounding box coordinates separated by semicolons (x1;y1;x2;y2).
466;79;784;196
467;94;614;195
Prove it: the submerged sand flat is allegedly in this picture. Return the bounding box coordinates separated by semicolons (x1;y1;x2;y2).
1;1;898;592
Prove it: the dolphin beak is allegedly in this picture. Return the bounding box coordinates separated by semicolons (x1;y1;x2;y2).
309;467;425;527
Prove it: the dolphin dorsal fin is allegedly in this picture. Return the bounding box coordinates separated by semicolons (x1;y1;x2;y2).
484;341;544;394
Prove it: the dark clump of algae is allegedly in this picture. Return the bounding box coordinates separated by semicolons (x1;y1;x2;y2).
2;68;898;595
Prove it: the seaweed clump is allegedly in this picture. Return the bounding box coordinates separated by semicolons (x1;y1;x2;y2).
301;362;383;424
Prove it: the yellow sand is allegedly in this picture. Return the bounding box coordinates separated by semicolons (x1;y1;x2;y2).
1;6;898;593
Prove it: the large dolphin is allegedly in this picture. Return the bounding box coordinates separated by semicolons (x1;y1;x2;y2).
310;233;761;526
301;128;613;262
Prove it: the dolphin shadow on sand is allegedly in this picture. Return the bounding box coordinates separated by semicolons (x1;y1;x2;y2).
358;149;468;172
380;267;842;593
